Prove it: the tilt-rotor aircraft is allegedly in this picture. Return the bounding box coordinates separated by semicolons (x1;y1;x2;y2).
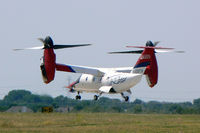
15;36;182;101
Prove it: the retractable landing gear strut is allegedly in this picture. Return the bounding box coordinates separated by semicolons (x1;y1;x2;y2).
94;92;103;101
75;91;81;100
121;93;129;102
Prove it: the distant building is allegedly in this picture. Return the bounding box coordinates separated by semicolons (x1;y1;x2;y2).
6;106;33;113
55;107;72;113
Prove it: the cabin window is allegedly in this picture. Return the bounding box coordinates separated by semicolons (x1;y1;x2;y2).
99;77;102;82
92;77;95;82
86;77;88;81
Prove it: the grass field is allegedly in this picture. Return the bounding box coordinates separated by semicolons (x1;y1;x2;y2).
0;113;200;133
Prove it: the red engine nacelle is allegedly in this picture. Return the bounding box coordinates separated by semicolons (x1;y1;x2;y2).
40;48;56;84
144;53;158;88
134;48;158;88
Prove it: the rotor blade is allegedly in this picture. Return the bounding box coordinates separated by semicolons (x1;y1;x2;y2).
13;46;44;51
154;41;160;46
108;50;143;54
38;38;45;43
155;49;185;53
53;44;92;49
127;46;174;50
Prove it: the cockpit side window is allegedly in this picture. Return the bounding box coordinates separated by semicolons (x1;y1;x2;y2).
92;77;95;82
76;76;81;83
99;77;102;82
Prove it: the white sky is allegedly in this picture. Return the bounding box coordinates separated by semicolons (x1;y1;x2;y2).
0;0;200;102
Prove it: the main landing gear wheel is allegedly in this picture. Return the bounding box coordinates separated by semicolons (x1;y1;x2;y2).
76;95;81;100
75;91;81;100
94;92;102;101
94;95;98;101
121;93;129;102
124;96;129;102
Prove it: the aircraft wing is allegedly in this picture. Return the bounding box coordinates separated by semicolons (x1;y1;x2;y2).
99;67;133;73
56;63;105;77
56;63;132;76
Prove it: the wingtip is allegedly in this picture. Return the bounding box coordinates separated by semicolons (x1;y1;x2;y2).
175;51;185;53
84;44;92;46
13;49;22;51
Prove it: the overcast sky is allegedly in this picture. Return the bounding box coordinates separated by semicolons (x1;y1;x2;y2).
0;0;199;102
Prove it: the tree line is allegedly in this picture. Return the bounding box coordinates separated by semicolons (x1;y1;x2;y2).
0;90;200;114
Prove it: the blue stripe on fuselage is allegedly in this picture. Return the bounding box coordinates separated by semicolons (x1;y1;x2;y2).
134;62;150;68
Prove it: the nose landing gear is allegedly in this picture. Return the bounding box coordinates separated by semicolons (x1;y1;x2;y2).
94;95;98;100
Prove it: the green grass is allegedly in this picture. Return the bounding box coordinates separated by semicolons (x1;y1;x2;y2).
0;113;200;133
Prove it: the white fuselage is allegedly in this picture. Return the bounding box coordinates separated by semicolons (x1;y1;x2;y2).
74;72;143;94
